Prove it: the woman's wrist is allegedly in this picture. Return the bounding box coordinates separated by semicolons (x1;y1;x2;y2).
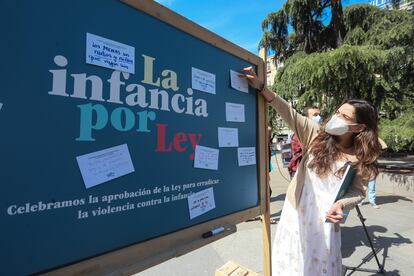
258;82;265;92
335;201;344;210
260;86;275;103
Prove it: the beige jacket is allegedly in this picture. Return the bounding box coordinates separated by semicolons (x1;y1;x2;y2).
269;94;367;211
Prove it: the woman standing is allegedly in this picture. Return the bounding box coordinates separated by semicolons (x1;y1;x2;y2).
243;67;382;275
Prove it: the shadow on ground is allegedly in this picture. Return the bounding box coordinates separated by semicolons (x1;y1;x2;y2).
268;193;285;223
341;224;412;276
375;195;413;205
270;193;286;203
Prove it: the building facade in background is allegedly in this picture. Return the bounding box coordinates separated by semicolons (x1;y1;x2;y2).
265;54;291;143
266;54;282;87
370;0;413;10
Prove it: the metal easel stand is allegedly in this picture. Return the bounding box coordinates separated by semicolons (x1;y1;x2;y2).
342;205;385;275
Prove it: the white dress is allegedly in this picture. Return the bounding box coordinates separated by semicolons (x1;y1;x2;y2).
272;159;346;276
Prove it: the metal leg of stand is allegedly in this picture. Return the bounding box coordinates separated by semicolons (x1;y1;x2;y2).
343;205;385;275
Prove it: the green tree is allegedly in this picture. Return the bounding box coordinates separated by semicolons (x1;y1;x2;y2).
261;3;414;152
260;0;346;60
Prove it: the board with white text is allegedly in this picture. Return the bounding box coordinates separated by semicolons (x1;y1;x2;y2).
0;0;267;274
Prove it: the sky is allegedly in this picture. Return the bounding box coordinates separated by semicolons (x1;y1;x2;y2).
155;0;371;54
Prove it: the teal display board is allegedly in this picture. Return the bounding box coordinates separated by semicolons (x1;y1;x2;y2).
0;0;261;275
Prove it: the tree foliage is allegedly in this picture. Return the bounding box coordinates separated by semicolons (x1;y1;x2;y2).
260;0;346;60
380;109;414;152
261;2;414;151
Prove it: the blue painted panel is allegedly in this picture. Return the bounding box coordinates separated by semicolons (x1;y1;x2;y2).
0;1;259;274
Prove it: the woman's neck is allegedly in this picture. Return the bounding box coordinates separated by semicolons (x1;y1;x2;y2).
335;134;355;155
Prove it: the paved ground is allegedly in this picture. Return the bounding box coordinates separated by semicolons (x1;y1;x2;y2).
137;154;414;276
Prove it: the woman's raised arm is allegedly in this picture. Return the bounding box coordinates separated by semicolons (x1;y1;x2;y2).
242;67;319;149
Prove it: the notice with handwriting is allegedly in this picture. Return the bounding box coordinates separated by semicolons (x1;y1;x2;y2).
86;33;135;74
76;144;135;189
238;147;256;166
192;67;216;94
225;102;245;122
218;127;239;147
188;187;216;219
194;145;219;170
230;70;249;93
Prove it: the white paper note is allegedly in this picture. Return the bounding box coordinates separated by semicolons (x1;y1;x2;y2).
238;147;256;166
225;102;245;122
86;33;135;74
194;145;219;170
230;70;249;93
218;127;239;147
188;187;216;219
192;67;216;94
76;144;135;189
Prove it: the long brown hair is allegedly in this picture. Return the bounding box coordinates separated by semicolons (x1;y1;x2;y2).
308;100;382;182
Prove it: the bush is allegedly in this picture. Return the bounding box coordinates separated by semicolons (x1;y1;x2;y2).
380;110;414;152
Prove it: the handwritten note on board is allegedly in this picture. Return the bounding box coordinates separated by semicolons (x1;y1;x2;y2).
225;102;245;122
76;144;135;189
218;127;239;147
86;33;135;74
194;145;219;170
192;67;216;94
230;70;249;93
238;147;256;166
188;187;216;219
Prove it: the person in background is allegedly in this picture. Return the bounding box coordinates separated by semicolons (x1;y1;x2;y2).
359;139;387;209
288;106;322;178
268;126;277;224
367;178;380;208
268;126;274;174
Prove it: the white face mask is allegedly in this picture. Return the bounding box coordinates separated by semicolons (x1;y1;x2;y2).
312;115;322;124
325;115;351;136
